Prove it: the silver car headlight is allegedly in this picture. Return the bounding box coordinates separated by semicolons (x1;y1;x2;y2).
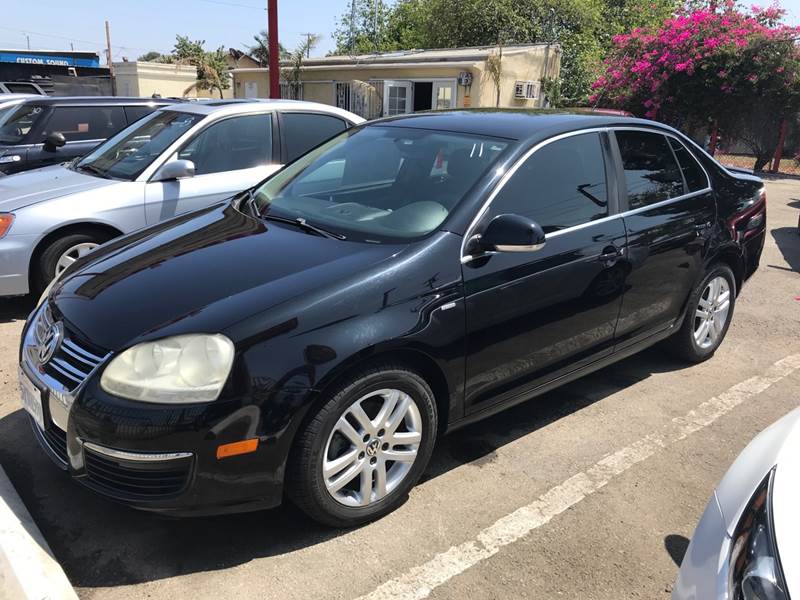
728;469;788;600
100;334;235;403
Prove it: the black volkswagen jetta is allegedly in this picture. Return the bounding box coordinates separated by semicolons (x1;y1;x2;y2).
19;111;766;526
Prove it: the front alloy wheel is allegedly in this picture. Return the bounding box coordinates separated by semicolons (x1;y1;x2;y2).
56;242;100;277
289;364;437;527
323;388;422;507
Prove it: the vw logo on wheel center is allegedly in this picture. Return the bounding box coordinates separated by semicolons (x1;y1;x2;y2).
365;439;381;457
37;321;63;366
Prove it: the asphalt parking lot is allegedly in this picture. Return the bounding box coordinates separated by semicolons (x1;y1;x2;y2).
0;179;798;600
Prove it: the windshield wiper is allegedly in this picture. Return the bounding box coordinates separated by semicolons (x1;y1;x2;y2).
262;213;346;240
77;163;109;179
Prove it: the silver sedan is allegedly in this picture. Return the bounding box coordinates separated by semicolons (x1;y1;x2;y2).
0;99;363;296
673;407;800;599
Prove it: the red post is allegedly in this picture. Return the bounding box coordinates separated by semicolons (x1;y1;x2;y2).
708;124;718;156
770;118;789;173
267;0;280;99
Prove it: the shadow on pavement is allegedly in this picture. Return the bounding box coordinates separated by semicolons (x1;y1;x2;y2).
770;226;800;273
664;534;690;567
0;295;34;324
0;346;692;589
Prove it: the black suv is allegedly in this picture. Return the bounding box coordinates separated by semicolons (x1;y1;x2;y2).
0;96;180;175
23;111;766;526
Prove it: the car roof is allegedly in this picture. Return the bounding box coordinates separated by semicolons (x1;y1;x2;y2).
163;98;365;122
16;96;181;106
367;109;672;142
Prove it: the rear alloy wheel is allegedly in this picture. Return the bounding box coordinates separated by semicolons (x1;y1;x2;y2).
289;364;437;527
665;264;736;362
692;276;732;350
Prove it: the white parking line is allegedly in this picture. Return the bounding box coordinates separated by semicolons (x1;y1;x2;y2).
356;354;800;600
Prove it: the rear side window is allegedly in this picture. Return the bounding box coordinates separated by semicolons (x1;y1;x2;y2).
615;130;684;209
668;137;708;193
282;113;348;163
488;132;609;233
124;105;159;124
43;106;126;142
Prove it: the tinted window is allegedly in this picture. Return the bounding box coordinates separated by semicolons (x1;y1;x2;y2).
669;137;708;193
282;113;347;163
255;126;508;242
178;113;272;175
124;105;159;124
615;131;684;209
489;133;608;233
0;104;45;144
5;83;40;94
43;106;126;142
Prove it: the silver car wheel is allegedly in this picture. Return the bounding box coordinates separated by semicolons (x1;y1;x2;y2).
693;276;731;349
55;242;99;277
323;388;422;507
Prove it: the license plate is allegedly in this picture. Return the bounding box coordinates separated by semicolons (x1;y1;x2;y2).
19;368;44;430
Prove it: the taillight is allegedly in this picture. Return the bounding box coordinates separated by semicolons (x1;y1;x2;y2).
727;187;766;241
0;213;13;239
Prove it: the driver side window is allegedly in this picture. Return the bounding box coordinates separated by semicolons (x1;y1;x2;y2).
178;113;273;175
488;133;609;234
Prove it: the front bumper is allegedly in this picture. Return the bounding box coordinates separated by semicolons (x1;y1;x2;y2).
20;306;299;516
0;234;37;296
672;492;731;600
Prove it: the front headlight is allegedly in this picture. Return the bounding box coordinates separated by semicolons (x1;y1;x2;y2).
728;469;788;600
100;334;235;404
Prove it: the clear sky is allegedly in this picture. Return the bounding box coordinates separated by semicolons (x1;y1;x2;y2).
0;0;351;61
2;0;800;63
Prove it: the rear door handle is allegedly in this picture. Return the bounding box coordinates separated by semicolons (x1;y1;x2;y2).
598;246;623;263
695;221;713;231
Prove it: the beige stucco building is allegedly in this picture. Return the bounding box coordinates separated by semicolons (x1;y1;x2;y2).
231;44;561;119
114;50;261;99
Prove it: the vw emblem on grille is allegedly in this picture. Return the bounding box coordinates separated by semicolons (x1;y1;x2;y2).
37;321;63;366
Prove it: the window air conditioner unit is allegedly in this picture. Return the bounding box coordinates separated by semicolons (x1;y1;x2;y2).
514;80;539;100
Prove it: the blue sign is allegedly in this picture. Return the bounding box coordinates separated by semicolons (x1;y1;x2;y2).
0;51;100;68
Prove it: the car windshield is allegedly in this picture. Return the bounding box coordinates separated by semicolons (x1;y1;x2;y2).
254;126;510;242
0;103;45;145
75;110;203;180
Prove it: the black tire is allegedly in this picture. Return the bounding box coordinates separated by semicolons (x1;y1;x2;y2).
34;229;114;294
664;263;736;363
288;363;438;527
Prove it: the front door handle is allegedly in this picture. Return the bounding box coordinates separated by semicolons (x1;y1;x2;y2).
695;221;713;232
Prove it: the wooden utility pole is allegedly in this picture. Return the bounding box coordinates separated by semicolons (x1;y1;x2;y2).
267;0;280;99
105;20;117;96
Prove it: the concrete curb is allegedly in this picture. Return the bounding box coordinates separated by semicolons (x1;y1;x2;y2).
0;465;77;600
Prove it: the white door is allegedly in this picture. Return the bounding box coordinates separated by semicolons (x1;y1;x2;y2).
432;81;456;110
383;80;413;116
144;113;277;224
244;81;258;98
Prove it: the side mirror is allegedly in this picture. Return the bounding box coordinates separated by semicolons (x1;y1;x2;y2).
152;159;196;182
44;132;66;151
478;213;546;253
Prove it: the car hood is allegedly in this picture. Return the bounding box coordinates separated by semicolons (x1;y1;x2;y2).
51;203;403;351
0;164;116;211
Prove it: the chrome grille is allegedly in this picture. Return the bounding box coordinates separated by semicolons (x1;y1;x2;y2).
32;305;108;391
